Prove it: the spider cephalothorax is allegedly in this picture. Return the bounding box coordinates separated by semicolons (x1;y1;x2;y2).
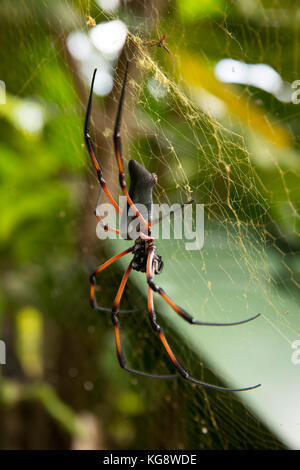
84;62;261;392
132;238;163;274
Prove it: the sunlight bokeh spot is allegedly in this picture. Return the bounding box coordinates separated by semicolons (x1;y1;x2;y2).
67;31;92;61
96;0;120;12
13;101;45;134
215;58;292;102
89;20;128;60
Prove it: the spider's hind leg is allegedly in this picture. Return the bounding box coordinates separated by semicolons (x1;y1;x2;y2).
111;261;177;380
90;247;137;314
146;248;260;327
146;250;261;392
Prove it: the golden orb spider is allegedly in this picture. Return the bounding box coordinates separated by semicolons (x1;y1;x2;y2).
84;63;261;392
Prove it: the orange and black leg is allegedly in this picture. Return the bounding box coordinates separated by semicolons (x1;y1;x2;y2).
113;62;148;232
90;247;137;314
93;185;120;236
111;261;177;379
150;34;175;70
146;250;261;391
85;68;121;233
146;248;260;326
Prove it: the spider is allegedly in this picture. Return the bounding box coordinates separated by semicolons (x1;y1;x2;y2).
84;62;261;392
147;34;175;69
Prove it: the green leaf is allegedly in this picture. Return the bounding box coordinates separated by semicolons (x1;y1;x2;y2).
177;0;226;21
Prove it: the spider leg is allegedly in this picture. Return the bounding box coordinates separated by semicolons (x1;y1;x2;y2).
113;62;148;231
146;248;260;326
161;44;176;71
90;247;138;314
85;68;121;215
111;261;178;379
94;185;120;235
146;254;261;392
149;33;175;70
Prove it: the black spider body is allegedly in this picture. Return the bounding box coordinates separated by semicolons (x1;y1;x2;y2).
132;238;163;274
84;62;261;392
120;159;157;240
120;158;162;273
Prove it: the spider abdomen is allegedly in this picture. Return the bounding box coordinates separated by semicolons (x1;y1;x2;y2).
120;159;157;240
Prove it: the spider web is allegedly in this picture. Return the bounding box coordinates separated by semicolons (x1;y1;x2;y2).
1;0;300;450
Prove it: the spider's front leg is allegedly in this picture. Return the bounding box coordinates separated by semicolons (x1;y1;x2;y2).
113;62;149;232
146;249;261;392
93;185;120;235
85;68;121;234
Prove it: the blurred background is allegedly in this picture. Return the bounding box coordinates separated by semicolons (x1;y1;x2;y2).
0;0;299;450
